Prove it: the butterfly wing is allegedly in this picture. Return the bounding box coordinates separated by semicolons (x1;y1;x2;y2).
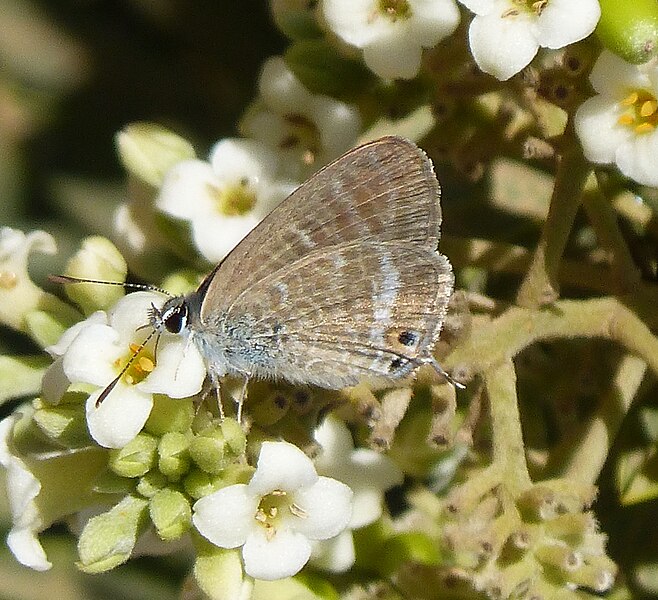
199;136;442;319
209;241;453;388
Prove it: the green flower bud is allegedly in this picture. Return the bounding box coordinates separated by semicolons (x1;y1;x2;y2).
63;236;127;315
189;434;229;475
149;488;191;541
183;467;221;500
77;495;149;573
136;470;168;498
158;431;191;480
32;403;90;448
0;355;49;405
189;419;246;475
145;394;195;437
116;122;196;188
24;310;71;348
193;540;244;600
108;432;158;478
597;0;658;64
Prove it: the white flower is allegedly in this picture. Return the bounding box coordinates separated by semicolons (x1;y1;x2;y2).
575;51;658;188
323;0;460;80
60;292;206;448
459;0;600;81
156;138;296;263
240;56;361;180
0;414;51;571
192;440;353;581
311;415;403;572
0;228;56;332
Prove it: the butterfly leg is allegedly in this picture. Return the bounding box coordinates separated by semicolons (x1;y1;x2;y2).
205;372;225;420
236;373;251;424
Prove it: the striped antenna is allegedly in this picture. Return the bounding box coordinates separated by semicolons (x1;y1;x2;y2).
49;274;172;297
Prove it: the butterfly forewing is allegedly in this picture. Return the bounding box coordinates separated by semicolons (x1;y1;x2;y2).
200;136;442;320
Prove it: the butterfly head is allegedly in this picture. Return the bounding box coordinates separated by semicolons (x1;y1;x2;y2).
150;296;189;335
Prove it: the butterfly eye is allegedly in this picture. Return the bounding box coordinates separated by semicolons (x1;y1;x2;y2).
164;304;188;334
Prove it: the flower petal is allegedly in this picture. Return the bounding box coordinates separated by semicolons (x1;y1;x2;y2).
249;441;319;495
156;159;219;220
411;0;461;46
193;484;258;548
574;95;632;164
86;385;153;448
363;32;424;80
208;138;279;185
311;530;355;573
62;323;121;387
534;0;600;49
137;337;205;398
291;476;353;540
589;50;651;97
322;0;393;47
191;213;261;263
242;527;312;580
468;9;539;80
616;131;658;187
108;291;162;339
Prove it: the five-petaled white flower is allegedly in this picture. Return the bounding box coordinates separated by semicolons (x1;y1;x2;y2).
55;291;206;448
575;51;658;188
0;413;51;571
323;0;460;80
192;440;353;580
311;415;403;572
240;56;361;180
459;0;600;81
156;138;297;264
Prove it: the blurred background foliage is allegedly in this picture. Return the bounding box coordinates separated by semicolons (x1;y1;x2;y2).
1;0;658;599
1;1;284;597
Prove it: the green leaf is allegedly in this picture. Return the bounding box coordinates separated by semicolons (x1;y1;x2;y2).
285;40;373;98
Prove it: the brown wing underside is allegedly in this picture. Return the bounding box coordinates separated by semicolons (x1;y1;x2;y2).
200;136;442;320
215;241;454;388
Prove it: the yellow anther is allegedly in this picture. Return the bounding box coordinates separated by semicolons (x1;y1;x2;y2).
640;100;657;117
635;122;655;134
617;114;634;126
138;356;155;373
621;92;639;106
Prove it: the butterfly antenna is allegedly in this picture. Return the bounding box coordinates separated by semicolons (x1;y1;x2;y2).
95;326;160;407
424;356;466;390
49;274;172;297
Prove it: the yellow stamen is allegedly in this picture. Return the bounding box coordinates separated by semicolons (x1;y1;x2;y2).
137;356;155;373
617;114;634;126
640;100;657;117
621;92;639;106
635;122;655;134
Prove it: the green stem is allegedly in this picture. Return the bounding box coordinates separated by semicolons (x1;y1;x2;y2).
516;140;592;307
446;297;658;379
582;177;641;294
485;360;531;494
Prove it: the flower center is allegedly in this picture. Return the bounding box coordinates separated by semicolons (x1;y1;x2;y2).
378;0;411;21
255;489;308;541
211;179;257;216
281;113;321;166
502;0;548;18
617;89;658;135
115;343;156;386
